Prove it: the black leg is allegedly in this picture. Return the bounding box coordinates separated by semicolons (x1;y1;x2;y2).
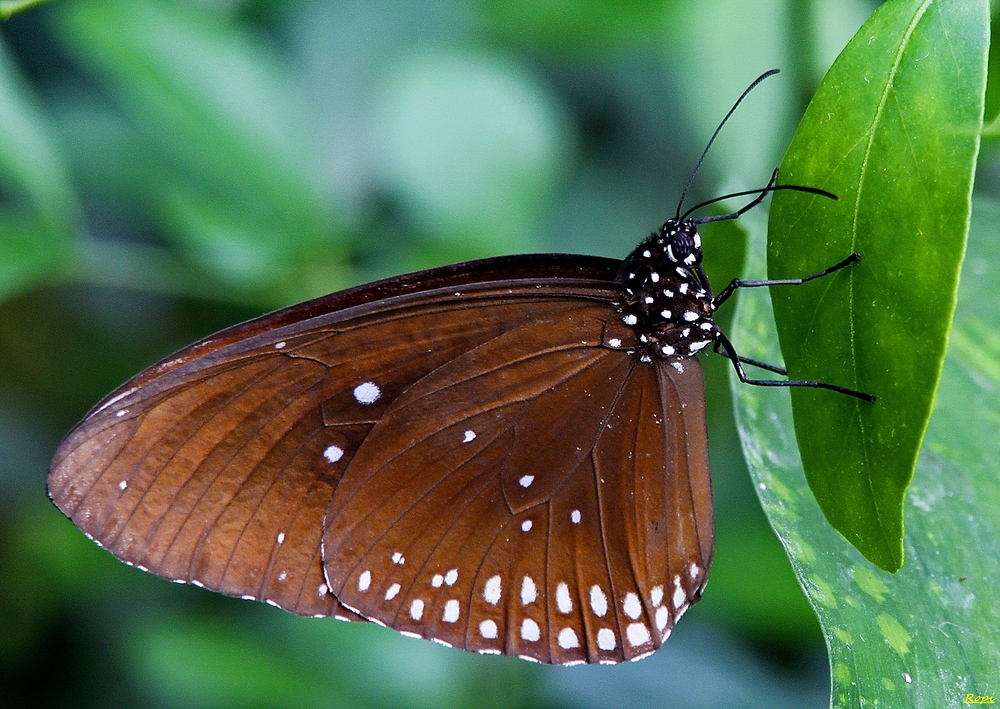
715;332;875;403
713;252;860;309
712;340;787;375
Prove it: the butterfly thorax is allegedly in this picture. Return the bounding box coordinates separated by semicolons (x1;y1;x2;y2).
617;218;718;365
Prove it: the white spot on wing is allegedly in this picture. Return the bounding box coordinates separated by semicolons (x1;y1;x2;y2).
627;623;651;647
689;340;711;353
656;606;669;632
410;599;424;620
651;585;664;606
444;569;458;586
597;628;616;651
571;510;581;524
118;480;127;490
462;430;476;443
318;583;328;597
431;574;443;587
519;475;534;488
483;575;501;605
521;520;532;532
689;562;700;579
557;627;579;649
521;576;537;605
385;583;401;600
274;341;286;349
358;570;371;592
556;583;573;614
323;445;344;463
608;338;622;348
443;599;460;623
276;532;285;545
391;551;404;565
623;314;638;326
623;592;642;620
480;619;498;639
671;361;685;373
673;576;686;609
521;618;540;642
679;282;689;294
353;381;381;405
590;585;608;617
683;311;699;322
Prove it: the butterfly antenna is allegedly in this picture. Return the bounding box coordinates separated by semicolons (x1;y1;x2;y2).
674;68;781;220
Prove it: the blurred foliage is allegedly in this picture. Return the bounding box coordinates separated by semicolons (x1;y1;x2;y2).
2;0;996;708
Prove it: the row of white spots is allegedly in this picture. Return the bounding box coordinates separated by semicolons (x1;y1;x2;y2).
431;568;459;587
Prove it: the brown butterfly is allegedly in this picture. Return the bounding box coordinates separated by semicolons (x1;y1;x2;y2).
47;70;871;665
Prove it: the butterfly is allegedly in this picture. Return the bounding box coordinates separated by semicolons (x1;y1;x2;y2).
47;70;871;665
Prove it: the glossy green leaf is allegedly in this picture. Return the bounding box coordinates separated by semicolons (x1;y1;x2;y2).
767;0;989;571
734;200;1000;709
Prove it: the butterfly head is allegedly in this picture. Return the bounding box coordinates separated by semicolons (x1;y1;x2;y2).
657;218;703;269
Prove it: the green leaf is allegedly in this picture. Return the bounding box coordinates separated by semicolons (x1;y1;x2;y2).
733;200;1000;709
766;0;989;571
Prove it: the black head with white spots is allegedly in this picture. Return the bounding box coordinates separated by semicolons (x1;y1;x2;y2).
658;218;703;269
616;218;718;363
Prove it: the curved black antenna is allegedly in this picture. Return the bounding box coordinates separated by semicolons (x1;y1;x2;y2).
685;181;837;224
674;68;781;220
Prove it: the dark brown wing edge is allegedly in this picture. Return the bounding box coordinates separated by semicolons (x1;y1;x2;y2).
78;254;623;416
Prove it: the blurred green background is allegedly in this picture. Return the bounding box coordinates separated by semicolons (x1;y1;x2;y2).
5;0;995;707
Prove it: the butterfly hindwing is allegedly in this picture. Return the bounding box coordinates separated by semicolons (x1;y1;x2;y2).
321;303;712;663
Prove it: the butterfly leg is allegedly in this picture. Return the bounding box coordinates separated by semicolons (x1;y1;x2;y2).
713;331;875;402
712;252;860;309
712;340;786;375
